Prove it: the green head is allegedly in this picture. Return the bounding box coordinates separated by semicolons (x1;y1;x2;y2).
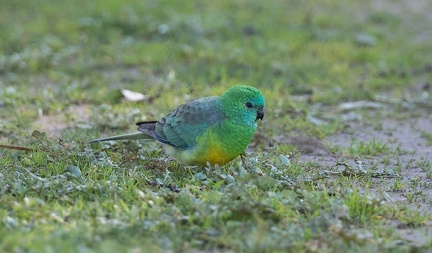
220;85;265;126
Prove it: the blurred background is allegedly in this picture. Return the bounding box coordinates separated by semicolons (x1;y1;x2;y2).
1;0;431;140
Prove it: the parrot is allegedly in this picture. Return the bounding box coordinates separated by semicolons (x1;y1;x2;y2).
89;85;265;166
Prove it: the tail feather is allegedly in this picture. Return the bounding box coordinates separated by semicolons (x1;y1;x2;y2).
88;132;153;143
136;121;157;132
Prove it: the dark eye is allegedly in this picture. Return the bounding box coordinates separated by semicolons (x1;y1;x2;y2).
245;102;253;108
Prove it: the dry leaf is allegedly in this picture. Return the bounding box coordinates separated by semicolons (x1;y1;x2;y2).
120;89;149;102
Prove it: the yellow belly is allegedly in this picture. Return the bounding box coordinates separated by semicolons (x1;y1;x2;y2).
163;123;253;166
194;143;235;166
164;130;237;166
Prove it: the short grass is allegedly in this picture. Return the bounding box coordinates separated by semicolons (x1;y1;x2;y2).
1;0;432;252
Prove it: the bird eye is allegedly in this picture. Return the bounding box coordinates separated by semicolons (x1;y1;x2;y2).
245;102;253;108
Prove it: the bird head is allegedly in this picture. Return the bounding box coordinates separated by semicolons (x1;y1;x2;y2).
221;85;265;126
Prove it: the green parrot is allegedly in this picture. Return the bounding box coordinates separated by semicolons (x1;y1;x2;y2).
89;85;265;166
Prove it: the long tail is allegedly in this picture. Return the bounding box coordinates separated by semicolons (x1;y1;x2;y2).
88;132;153;143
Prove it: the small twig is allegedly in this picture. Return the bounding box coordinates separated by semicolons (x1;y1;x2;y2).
0;144;36;152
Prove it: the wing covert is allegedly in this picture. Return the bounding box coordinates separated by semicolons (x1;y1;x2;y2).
154;97;224;149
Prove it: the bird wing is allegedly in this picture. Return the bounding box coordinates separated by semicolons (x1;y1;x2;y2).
137;97;225;150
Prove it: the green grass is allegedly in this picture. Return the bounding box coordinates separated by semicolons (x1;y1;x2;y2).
421;131;432;146
1;0;432;252
346;139;389;157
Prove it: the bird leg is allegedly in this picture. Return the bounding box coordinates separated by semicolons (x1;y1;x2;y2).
240;152;252;170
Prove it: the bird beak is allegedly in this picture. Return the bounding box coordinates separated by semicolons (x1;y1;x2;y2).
256;107;264;121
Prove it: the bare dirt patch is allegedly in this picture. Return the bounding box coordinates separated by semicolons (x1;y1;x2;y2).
298;114;432;245
32;104;91;138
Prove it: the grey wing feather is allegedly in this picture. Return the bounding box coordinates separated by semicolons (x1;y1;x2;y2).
136;120;172;145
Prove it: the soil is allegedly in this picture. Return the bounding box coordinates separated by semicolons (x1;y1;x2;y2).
32;104;91;138
299;115;432;245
